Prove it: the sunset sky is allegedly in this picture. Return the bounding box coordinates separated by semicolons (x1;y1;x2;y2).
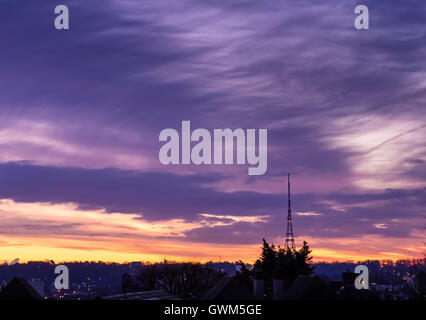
0;0;425;264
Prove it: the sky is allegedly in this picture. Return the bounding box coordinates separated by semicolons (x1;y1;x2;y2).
0;0;425;263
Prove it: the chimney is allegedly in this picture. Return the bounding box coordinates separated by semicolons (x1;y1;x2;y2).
342;272;357;288
253;263;264;300
253;279;264;300
273;279;285;300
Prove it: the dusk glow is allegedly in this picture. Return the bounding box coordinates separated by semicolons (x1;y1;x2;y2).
0;0;425;265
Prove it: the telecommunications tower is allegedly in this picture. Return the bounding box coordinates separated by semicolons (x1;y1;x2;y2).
285;173;296;250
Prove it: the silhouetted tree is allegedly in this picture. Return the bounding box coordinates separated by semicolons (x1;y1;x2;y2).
258;238;314;294
137;264;158;291
294;241;314;276
260;239;276;276
137;262;224;299
235;260;253;291
416;272;426;299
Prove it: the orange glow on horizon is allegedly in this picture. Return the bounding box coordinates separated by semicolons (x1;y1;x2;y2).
2;234;422;265
0;199;423;264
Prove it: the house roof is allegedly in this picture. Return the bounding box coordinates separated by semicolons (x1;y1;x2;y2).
202;276;253;300
284;276;336;300
0;277;43;300
102;289;178;300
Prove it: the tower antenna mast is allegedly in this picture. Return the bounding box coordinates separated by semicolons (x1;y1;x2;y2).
285;173;296;250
